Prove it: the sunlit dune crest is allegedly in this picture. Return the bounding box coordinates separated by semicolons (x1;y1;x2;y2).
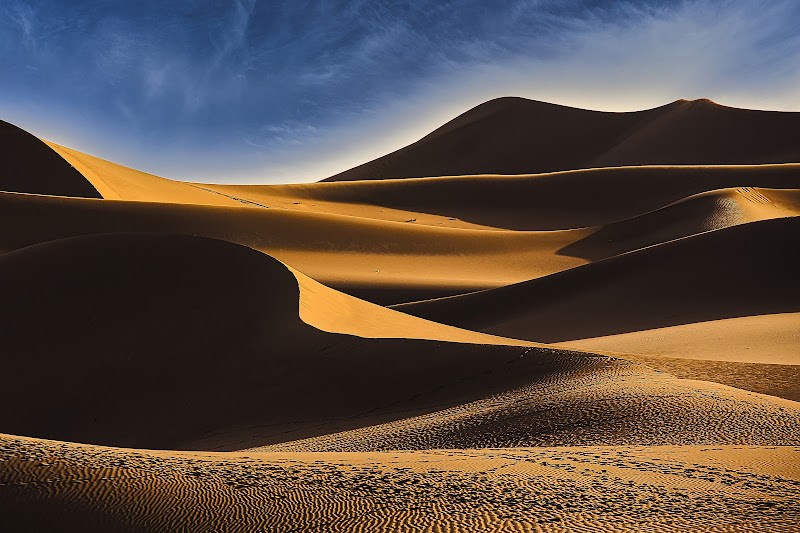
2;97;799;531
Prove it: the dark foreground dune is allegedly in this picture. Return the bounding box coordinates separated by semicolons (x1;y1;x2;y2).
0;232;538;450
3;233;799;455
325;97;800;181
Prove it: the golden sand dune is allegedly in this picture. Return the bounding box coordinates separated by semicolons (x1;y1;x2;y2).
0;120;100;198
4;232;797;454
0;232;547;450
197;165;800;231
3;98;800;531
2;184;797;306
3;434;799;533
0;190;591;304
395;217;800;341
558;186;800;260
559;313;800;366
43;141;244;206
324;97;800;181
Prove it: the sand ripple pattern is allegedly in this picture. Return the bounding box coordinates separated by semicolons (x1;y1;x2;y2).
2;435;799;532
258;359;800;452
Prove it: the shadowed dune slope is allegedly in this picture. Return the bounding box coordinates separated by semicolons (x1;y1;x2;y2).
1;185;796;307
395;217;800;342
0;191;590;304
0;120;100;198
324;98;800;181
4;234;797;453
559;187;800;260
0;232;583;450
215;165;800;231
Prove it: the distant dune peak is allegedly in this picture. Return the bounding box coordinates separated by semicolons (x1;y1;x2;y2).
323;95;800;182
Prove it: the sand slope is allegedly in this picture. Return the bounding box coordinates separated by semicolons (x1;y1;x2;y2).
4;434;800;533
3;99;800;531
4;233;798;453
0;120;100;198
202;164;800;231
0;232;550;450
43;141;243;206
396;217;800;341
324;98;800;181
0;190;590;304
2;184;797;306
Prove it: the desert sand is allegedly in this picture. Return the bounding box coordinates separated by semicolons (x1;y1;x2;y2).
1;97;799;531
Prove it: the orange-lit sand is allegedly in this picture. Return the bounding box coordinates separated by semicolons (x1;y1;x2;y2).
3;434;799;532
1;98;799;531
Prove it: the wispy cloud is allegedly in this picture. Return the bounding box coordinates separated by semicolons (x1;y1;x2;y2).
0;0;797;183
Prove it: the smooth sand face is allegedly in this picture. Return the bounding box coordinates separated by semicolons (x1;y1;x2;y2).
324;97;800;181
557;313;800;366
2;98;800;531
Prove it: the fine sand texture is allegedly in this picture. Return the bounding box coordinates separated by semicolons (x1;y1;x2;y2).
2;98;800;531
3;434;800;533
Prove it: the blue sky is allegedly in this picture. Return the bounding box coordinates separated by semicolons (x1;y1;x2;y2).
1;0;798;183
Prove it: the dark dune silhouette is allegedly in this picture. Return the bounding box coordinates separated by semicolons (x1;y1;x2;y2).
324;97;800;181
0;120;100;198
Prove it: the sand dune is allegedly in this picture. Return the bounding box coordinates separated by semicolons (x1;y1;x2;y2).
3;98;800;531
201;164;800;231
558;313;800;366
0;190;590;304
558;186;800;260
0;232;550;450
324;97;800;181
0;120;100;198
4;434;800;533
395;217;800;341
262;359;800;451
2;184;797;306
0;232;643;452
4;232;797;454
43;141;244;206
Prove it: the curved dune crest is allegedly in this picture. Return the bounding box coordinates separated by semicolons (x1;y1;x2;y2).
291;266;531;346
558;187;800;260
0;120;100;198
0;190;590;304
324;97;800;181
43;141;243;206
210;164;800;231
0;232;569;450
395;217;800;341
